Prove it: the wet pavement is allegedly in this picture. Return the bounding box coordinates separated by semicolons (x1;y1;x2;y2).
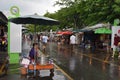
0;69;69;80
45;42;120;80
0;40;71;80
1;40;120;80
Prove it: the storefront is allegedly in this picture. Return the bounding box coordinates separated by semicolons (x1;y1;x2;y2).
0;11;8;52
78;23;111;51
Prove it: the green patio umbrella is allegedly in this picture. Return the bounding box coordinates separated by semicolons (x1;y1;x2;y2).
94;28;112;34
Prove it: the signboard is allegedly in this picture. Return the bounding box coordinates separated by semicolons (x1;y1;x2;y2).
10;6;20;17
8;6;20;64
10;23;22;53
111;26;120;48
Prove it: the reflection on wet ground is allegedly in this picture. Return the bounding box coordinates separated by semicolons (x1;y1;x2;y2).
0;65;70;80
46;42;120;80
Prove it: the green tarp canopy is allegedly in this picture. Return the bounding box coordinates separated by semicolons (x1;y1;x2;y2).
94;28;112;34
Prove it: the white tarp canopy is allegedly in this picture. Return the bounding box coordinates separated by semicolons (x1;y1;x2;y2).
80;23;109;32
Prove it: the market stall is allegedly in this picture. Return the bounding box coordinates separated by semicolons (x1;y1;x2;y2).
0;11;8;76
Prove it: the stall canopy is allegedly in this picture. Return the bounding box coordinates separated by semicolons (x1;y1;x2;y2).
9;14;59;25
56;30;73;35
9;14;59;35
0;11;8;26
80;23;108;32
94;28;112;34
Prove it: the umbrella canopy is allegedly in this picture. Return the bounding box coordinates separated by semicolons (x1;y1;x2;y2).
0;11;8;26
9;14;59;25
94;28;112;34
56;30;73;35
9;13;60;43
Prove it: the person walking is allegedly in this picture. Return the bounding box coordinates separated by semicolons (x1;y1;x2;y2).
70;34;76;52
29;34;33;41
42;34;49;53
37;34;40;43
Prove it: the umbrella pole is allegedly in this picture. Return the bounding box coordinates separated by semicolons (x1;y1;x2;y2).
34;25;37;42
34;25;37;77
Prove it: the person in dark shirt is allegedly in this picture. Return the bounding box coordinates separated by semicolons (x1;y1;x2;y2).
29;43;39;62
0;28;4;37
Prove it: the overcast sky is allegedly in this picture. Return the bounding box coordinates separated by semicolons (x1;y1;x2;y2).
0;0;60;17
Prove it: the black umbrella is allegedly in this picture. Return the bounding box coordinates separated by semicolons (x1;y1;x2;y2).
9;14;59;35
9;14;59;25
9;14;59;76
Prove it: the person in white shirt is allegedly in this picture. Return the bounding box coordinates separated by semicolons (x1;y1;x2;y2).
70;34;76;50
70;34;76;44
42;35;48;53
42;35;48;43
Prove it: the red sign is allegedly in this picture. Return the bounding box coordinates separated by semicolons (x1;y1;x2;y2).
118;29;120;34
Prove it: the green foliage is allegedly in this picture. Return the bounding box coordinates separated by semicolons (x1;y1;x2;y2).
25;24;58;32
44;0;120;30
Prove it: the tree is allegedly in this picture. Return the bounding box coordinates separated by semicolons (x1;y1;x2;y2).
44;0;120;30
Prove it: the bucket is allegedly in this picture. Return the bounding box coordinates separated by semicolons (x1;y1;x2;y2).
20;67;27;75
38;55;49;65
